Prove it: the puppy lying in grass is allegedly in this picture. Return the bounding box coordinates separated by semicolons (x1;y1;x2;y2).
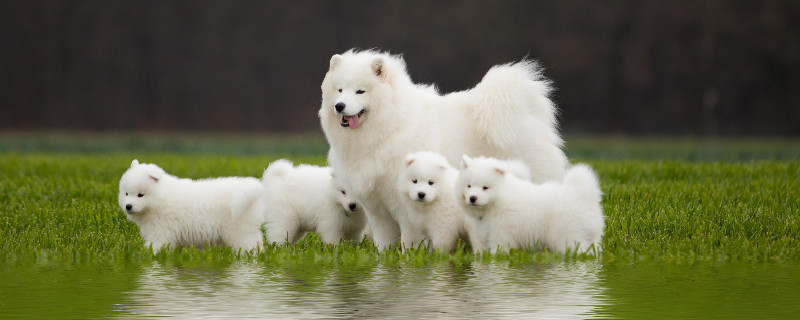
118;160;265;252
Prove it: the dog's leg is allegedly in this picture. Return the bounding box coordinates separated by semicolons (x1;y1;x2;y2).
366;206;401;251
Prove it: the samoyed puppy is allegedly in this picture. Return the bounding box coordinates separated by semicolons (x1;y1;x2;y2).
457;156;605;254
397;151;476;252
262;160;367;245
118;160;266;252
319;49;568;250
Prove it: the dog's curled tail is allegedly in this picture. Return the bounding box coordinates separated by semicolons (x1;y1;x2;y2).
262;159;294;183
563;163;602;203
472;59;557;148
230;184;263;222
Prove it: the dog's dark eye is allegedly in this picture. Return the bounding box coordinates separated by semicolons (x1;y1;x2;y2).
482;187;489;191
338;89;342;93
428;181;434;186
125;193;128;196
341;190;346;195
137;193;144;198
356;90;365;94
467;185;471;188
412;179;417;184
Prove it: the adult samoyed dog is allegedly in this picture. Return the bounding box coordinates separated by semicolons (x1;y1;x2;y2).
319;49;568;250
262;160;368;245
118;160;266;252
397;151;475;252
457;156;604;254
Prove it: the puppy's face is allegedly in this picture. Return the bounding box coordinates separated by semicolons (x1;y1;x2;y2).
400;162;446;205
458;156;506;207
118;160;163;216
332;175;361;217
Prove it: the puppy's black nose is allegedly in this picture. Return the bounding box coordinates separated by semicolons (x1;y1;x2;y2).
418;192;426;200
125;204;132;210
335;102;346;113
469;196;477;204
348;203;357;211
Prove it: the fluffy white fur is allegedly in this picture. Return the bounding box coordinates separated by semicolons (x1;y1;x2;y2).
262;160;367;245
319;49;568;250
118;160;265;252
457;156;605;254
397;151;475;252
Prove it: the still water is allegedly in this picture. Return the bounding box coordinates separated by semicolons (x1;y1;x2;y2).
2;260;798;319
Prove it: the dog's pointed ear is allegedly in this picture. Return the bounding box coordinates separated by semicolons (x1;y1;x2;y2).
405;156;416;167
372;57;387;81
461;155;472;169
329;54;342;71
147;167;164;183
131;159;139;168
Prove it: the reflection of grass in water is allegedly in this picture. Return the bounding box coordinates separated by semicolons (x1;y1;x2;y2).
0;134;798;266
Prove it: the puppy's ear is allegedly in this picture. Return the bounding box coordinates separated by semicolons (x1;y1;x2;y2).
405;154;416;167
147;167;164;183
372;57;387;81
494;166;506;176
131;159;139;168
461;155;472;169
329;54;342;71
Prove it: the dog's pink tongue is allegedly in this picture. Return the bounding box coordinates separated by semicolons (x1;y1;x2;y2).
345;115;360;129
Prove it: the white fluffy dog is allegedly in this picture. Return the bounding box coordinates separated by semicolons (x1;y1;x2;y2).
319;49;568;250
262;160;367;245
457;156;605;254
118;160;265;252
397;151;475;252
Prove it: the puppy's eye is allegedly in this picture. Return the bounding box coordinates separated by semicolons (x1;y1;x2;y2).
338;89;342;93
356;90;365;94
125;193;128;196
341;190;346;195
467;185;471;188
482;187;489;191
137;193;144;198
428;181;434;186
412;179;417;184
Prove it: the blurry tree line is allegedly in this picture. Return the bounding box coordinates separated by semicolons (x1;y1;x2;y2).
1;0;798;135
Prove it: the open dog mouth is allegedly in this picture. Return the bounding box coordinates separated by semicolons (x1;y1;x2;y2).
340;109;366;129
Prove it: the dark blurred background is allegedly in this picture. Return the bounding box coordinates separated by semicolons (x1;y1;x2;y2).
1;1;798;135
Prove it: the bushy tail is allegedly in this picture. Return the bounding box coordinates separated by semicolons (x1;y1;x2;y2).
472;59;557;147
563;163;602;203
262;159;294;183
230;186;263;222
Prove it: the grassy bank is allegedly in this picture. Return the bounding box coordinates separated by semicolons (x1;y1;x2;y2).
0;134;798;266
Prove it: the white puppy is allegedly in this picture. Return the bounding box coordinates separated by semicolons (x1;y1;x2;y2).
319;49;568;250
118;160;265;252
397;151;475;252
262;160;367;245
457;156;605;254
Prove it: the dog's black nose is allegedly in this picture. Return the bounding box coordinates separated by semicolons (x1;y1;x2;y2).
348;203;357;211
335;102;346;113
469;196;477;204
125;204;132;210
418;192;426;200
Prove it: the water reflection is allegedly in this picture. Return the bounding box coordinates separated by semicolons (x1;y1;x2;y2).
115;261;606;319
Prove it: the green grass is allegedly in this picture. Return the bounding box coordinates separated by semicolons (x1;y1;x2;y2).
1;133;798;267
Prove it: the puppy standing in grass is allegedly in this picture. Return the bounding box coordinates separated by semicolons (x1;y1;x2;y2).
118;160;266;252
457;156;605;254
262;160;367;245
397;151;475;252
